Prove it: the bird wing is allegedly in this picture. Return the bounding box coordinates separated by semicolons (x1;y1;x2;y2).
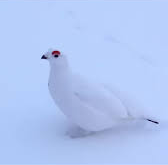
103;84;145;118
72;74;128;118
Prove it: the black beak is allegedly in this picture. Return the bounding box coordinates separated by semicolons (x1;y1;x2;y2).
41;55;48;59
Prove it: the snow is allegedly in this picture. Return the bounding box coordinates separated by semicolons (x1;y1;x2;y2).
0;0;168;164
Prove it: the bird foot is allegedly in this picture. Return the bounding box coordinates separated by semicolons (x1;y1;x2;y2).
66;126;93;138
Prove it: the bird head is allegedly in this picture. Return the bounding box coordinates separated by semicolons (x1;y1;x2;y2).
41;48;61;60
41;48;68;68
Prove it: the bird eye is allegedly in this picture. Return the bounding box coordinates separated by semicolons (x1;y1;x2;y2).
54;55;59;58
52;50;61;57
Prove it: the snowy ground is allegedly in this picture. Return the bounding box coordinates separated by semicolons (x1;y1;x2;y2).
1;0;168;164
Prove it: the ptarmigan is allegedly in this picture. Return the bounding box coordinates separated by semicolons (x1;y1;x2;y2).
41;49;159;138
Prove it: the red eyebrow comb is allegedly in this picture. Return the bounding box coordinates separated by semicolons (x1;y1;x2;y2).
52;50;61;56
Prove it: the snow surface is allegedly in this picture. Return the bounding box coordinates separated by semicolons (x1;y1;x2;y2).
0;0;168;164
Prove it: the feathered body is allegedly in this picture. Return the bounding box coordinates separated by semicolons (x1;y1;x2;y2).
48;54;130;131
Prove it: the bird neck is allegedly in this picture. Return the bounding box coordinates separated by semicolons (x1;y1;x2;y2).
48;64;73;99
49;63;72;85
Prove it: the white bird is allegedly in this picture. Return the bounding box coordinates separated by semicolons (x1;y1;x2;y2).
41;49;159;137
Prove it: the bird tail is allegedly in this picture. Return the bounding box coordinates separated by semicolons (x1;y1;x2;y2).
146;118;159;124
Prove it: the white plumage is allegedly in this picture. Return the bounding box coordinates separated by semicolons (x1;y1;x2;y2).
41;49;159;137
